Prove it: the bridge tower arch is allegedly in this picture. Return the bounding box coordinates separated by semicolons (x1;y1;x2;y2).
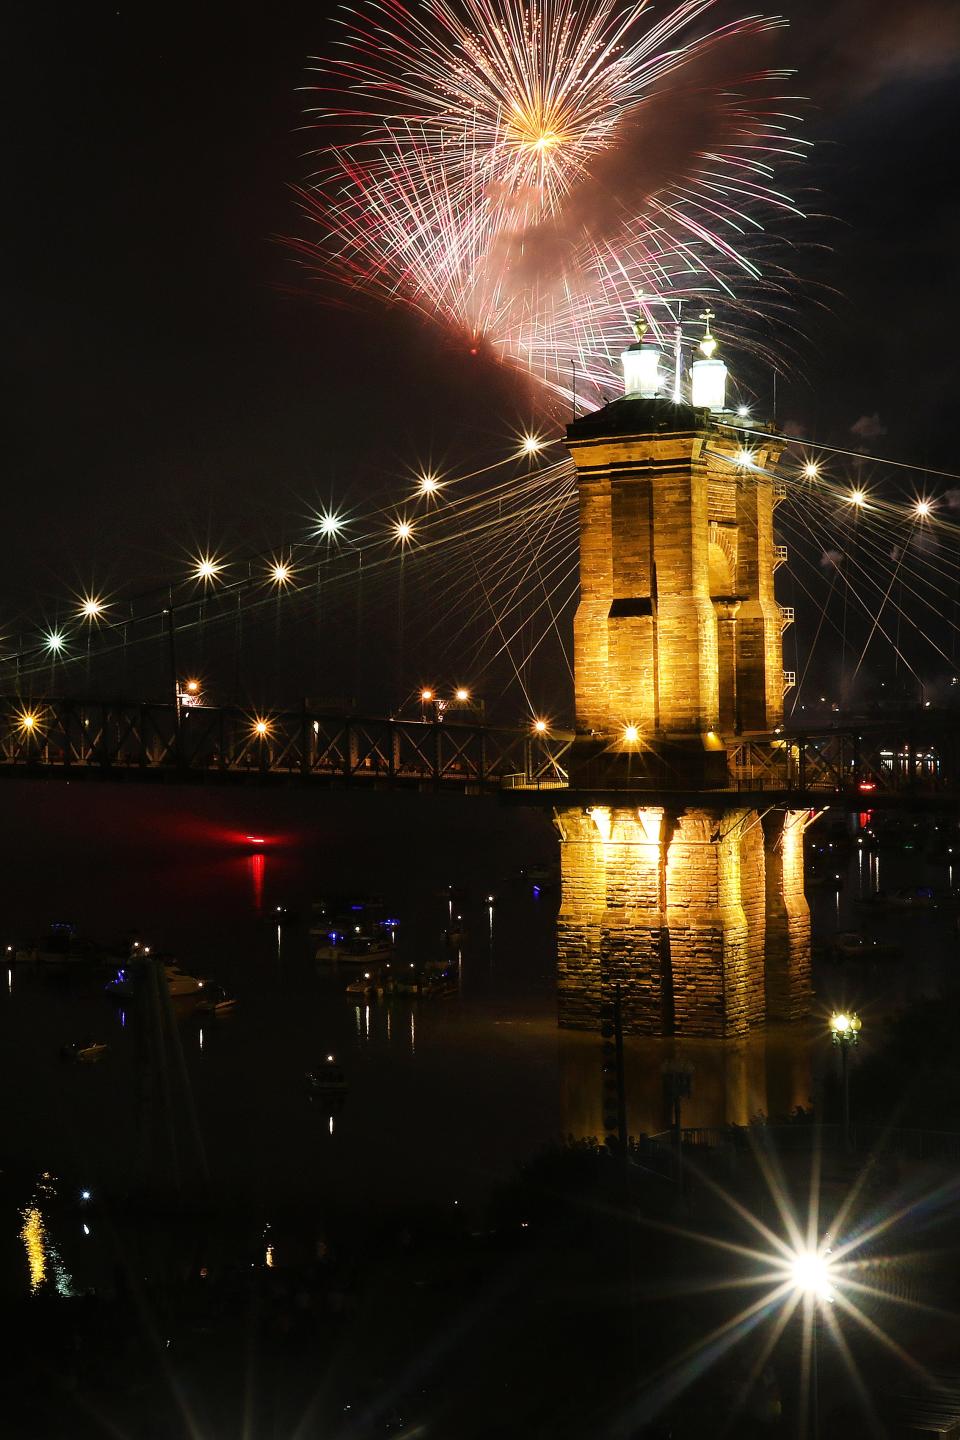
556;322;810;1036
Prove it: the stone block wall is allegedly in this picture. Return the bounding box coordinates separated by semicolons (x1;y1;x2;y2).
557;802;810;1036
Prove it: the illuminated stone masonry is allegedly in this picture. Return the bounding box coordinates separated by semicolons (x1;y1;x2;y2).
556;804;810;1037
557;341;810;1035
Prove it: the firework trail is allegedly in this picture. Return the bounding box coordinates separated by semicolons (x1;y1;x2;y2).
288;0;807;405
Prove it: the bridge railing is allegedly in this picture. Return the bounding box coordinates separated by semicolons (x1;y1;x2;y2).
0;698;573;790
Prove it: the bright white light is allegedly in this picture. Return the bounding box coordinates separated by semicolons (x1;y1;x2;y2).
520;432;545;456
848;489;867;508
252;718;272;738
18;710;39;732
790;1249;834;1302
270;562;292;586
802;461;820;481
455;687;470;702
915;499;932;518
623;724;640;744
690;356;727;410
44;629;65;655
418;473;440;495
79;595;105;620
533;718;548;734
316;511;342;538
735;448;755;469
193;554;223;583
394;519;414;543
737;405;750;418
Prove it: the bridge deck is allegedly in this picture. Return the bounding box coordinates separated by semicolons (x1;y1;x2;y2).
1;699;957;806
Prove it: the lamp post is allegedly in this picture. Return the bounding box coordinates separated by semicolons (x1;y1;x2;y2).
829;1011;862;1151
789;1246;835;1440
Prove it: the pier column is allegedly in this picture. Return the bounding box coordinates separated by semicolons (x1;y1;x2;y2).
763;809;812;1019
557;802;782;1037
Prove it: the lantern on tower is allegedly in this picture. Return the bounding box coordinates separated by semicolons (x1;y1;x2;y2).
690;309;728;411
621;316;664;398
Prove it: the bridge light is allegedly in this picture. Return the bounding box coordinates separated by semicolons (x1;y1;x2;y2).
455;687;470;702
622;724;640;745
848;488;867;508
394;519;414;544
533;718;548;734
43;628;66;655
735;448;755;469
417;472;440;496
315;511;342;538
78;595;105;621
192;554;223;583
736;405;750;418
420;688;434;702
251;717;273;739
802;461;820;481
16;709;40;733
915;498;933;518
518;432;545;457
269;561;292;587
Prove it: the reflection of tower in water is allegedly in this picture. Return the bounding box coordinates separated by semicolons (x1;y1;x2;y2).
558;1025;814;1140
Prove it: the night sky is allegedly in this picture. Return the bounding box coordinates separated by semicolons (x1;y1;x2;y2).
3;0;959;646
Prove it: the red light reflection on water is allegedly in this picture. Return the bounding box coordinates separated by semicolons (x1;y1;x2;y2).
248;852;265;911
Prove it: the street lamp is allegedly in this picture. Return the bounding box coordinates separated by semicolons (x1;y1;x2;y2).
788;1244;836;1440
829;1010;862;1151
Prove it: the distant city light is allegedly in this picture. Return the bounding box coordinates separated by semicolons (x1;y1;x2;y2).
44;629;66;655
394;519;414;543
802;461;819;480
79;595;105;621
193;554;223;583
915;498;933;518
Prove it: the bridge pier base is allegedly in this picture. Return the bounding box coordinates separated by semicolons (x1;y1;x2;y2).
556;802;810;1037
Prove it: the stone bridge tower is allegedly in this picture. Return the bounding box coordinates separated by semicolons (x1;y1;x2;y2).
556;320;810;1037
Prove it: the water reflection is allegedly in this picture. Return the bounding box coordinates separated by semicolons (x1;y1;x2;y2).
558;1025;816;1140
20;1175;72;1297
248;850;264;910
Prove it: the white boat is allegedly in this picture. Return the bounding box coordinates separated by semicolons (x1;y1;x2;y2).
105;962;205;999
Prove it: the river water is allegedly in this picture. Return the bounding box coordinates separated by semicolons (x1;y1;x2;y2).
0;782;955;1297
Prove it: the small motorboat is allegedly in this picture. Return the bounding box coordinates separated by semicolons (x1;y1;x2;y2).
316;936;392;963
16;923;103;967
344;970;381;995
60;1040;109;1063
306;1055;348;1093
194;983;236;1015
105;962;205;999
827;932;904;962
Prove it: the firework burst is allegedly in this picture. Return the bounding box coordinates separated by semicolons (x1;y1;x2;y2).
290;0;808;403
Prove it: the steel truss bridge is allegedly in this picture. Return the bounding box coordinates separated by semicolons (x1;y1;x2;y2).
1;698;958;804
